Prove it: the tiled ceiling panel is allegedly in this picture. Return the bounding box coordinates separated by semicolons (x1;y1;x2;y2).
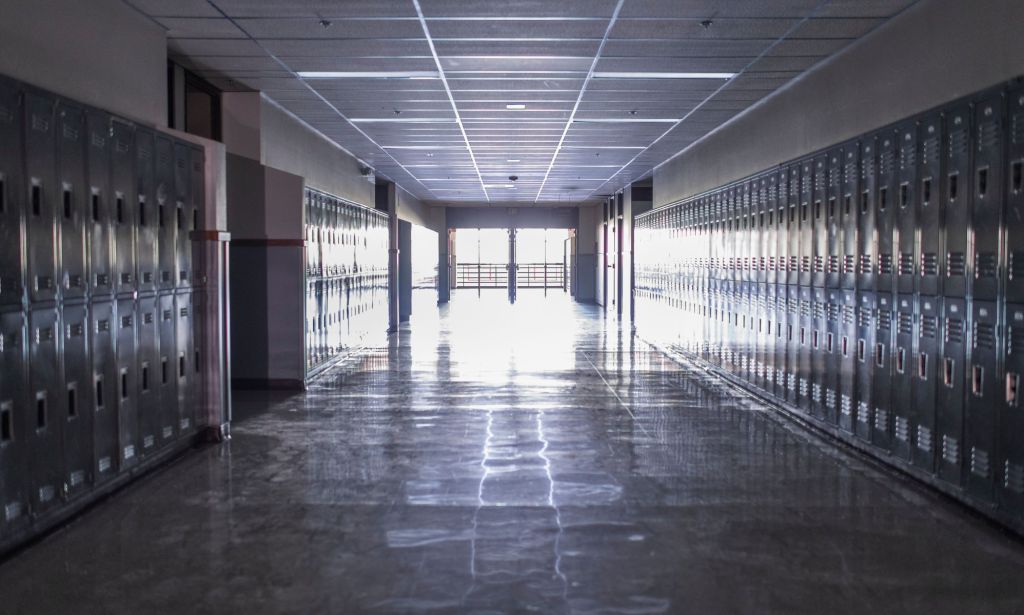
128;0;920;205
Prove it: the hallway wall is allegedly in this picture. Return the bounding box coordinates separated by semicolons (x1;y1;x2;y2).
654;0;1024;206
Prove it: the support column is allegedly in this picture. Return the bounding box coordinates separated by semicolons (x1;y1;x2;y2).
385;182;400;333
398;220;412;323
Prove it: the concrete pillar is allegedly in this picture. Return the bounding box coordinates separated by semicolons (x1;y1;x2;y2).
384;182;400;333
398;220;412;323
437;208;451;304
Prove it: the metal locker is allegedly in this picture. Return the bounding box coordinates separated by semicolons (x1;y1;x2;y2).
965;300;998;501
839;289;858;433
176;292;196;435
90;301;118;484
27;306;64;514
158;294;178;441
892;294;916;461
855;291;876;441
785;285;800;404
872;293;895;450
134;127;157;293
970;91;1005;302
184;145;204;288
858;136;878;291
809;287;827;421
799;160;813;288
85;110;113;297
135;295;161;453
765;176;777;286
755;178;767;285
24;91;59;304
727;187;738;285
115;298;138;469
943;103;972;298
765;283;777;392
774;172;787;287
0;78;26;307
841;142;860;290
771;284;786;398
913;295;940;471
896;122;918;295
1006;83;1024;303
0;311;30;537
918;113;943;296
937;297;967;484
876;131;897;293
155;135;177;291
798;286;813;412
56;102;88;302
61;303;93;496
826;149;843;289
812;155;828;288
174;141;192;289
111;121;136;295
999;303;1024;513
787;165;801;286
823;288;841;425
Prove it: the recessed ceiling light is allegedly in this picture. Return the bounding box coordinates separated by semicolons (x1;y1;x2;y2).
591;72;736;79
485;184;517;188
573;118;680;123
506;104;527;110
297;71;440;79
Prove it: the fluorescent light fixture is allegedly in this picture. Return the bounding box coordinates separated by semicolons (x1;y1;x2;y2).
349;118;456;123
507;159;521;162
484;184;517;188
297;71;440;79
506;103;527;110
591;72;736;79
572;118;680;123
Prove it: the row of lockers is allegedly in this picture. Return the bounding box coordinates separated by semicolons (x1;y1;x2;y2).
305;275;389;373
304;188;390;377
305;188;389;280
0;293;202;541
635;77;1024;528
0;76;204;306
637;78;1024;301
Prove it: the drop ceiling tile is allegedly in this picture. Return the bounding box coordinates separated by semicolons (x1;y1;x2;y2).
260;38;432;57
610;17;799;39
213;0;417;18
157;17;248;38
236;18;425;38
169;38;266;56
125;0;222;17
620;0;821;19
428;19;609;39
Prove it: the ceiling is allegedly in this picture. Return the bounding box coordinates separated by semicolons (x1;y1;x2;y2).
124;0;919;206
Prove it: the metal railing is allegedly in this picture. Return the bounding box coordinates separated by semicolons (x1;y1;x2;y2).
455;263;565;289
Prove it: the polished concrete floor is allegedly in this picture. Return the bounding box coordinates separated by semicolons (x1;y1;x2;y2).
2;289;1024;614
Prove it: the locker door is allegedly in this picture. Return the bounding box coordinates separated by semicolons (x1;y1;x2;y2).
799;160;813;287
85;110;113;297
1007;84;1024;303
111;121;136;295
918;114;943;296
27;307;64;513
971;91;1005;301
755;178;767;285
858;137;878;291
764;176;777;286
1000;304;1024;514
57;102;88;301
155;135;177;291
826;149;843;289
61;304;92;496
0;311;30;538
810;287;827;420
838;289;858;433
841;142;860;290
937;297;967;484
798;286;813;412
90;301;118;484
823;289;841;425
115;298;138;469
0;78;26;307
812;155;828;288
24;92;59;304
855;292;876;441
965;300;998;501
773;284;786;397
787;165;801;287
158;294;179;440
893;294;916;461
186;145;204;287
136;296;161;454
135;127;157;293
774;172;787;287
872;293;895;451
176;292;196;435
876;131;897;293
943;103;972;298
765;283;777;392
913;295;940;471
896;122;918;295
175;142;194;289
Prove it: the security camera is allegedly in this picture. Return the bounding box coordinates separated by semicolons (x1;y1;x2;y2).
360;166;372;176
508;175;519;182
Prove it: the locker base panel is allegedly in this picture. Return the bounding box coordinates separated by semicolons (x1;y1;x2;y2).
231;378;306;391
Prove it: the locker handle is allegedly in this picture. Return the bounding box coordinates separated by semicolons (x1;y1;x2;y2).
944;358;955;388
62;188;72;219
32;184;42;216
841;336;849;357
948;173;959;202
875;343;885;367
918;353;928;380
971;365;984;397
95;376;104;409
35;391;47;430
922;178;932;205
91;192;100;222
977;167;988;198
857;339;866;362
899;183;909;209
1007;372;1020;407
895;348;905;374
1013;160;1023;194
0;177;5;213
878;186;888;211
0;402;11;442
67;383;77;418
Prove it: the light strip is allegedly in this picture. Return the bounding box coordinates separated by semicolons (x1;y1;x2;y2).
591;72;736;79
348;118;456;123
572;118;680;123
297;71;439;79
412;0;490;202
534;0;626;203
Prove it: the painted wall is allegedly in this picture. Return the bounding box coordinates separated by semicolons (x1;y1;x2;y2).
654;0;1024;206
0;0;167;127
